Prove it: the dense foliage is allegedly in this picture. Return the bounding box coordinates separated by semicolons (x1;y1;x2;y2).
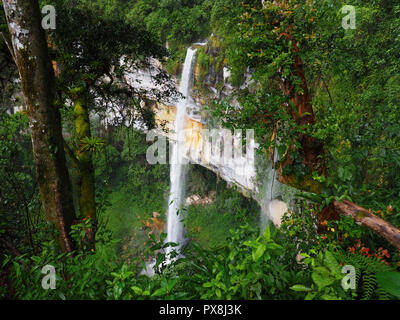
1;0;400;301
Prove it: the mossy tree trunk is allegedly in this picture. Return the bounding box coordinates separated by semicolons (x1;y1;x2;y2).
274;17;326;194
73;96;96;247
3;0;76;251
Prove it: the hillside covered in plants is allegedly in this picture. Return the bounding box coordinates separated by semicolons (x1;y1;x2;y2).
1;0;400;301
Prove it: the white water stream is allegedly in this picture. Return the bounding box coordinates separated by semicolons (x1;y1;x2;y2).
165;47;198;260
260;147;288;231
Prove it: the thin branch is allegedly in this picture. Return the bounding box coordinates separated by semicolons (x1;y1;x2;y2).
63;139;80;167
321;75;333;106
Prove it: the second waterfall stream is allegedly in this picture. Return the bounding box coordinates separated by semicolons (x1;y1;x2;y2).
165;47;198;261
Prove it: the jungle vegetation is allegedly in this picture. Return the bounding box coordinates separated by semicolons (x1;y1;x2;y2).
1;0;400;301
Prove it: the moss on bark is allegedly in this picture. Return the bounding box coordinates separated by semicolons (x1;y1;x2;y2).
4;0;77;251
73;97;96;246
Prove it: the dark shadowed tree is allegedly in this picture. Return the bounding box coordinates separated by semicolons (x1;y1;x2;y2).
2;0;76;251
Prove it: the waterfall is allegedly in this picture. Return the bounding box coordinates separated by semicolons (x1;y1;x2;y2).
260;147;288;231
165;47;197;259
260;148;277;232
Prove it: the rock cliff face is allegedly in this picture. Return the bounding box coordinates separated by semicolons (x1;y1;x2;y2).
133;37;296;227
197;37;296;227
153;102;258;195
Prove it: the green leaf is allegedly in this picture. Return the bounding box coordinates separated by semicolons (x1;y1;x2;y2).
290;284;312;292
266;243;282;251
305;292;316;300
324;251;341;276
167;279;177;292
151;288;166;297
131;286;143;295
376;272;400;299
263;225;271;241
312;267;335;289
113;286;122;299
58;292;66;300
252;244;266;262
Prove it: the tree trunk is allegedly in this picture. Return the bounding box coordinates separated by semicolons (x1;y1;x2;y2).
276;39;326;194
3;0;76;252
73;97;96;247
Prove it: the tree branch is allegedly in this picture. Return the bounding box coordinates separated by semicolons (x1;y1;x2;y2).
332;200;400;251
63;139;80;168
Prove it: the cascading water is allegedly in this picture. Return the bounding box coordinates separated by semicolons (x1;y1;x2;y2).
165;47;198;260
260;147;288;231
